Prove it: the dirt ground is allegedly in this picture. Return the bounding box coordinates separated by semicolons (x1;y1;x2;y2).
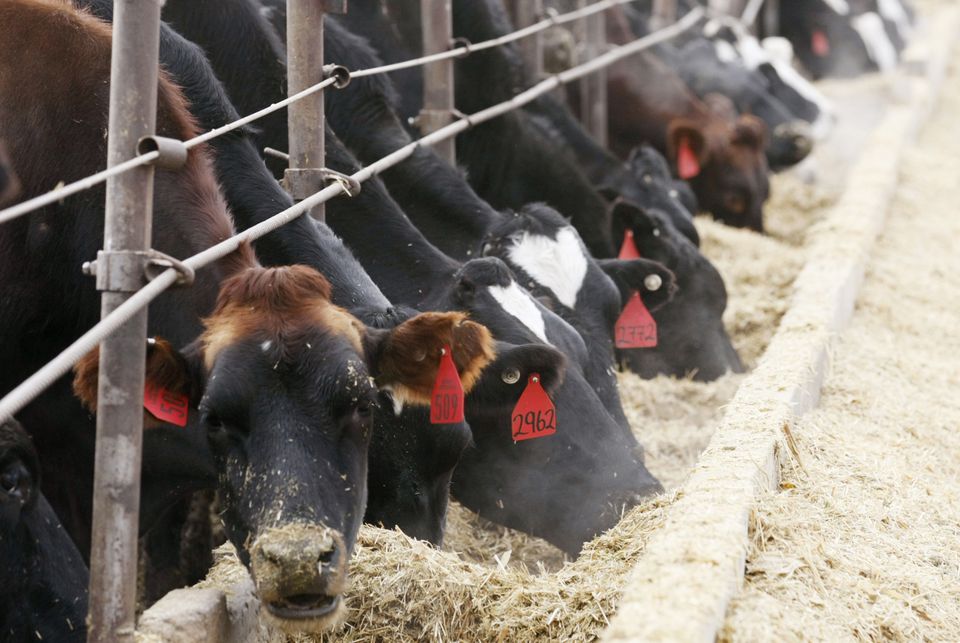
721;48;960;642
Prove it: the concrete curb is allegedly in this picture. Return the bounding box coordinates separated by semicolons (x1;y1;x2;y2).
601;10;958;643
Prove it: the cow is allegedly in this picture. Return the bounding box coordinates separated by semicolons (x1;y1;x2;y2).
158;0;666;553
1;0;494;629
779;0;908;79
597;7;772;232
0;419;88;643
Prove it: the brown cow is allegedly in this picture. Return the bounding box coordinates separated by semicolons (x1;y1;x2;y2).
0;0;494;630
598;7;771;232
0;142;20;206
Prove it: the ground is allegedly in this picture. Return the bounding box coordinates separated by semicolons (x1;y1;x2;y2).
721;47;960;642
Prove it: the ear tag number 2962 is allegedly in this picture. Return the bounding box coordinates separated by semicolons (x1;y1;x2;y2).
511;373;556;441
431;345;465;424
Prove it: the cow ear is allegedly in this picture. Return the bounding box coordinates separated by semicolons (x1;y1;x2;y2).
667;119;708;180
73;338;197;427
610;199;657;238
596;258;678;312
364;312;496;406
733;114;768;151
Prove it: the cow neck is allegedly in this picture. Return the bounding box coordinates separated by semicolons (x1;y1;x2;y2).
324;171;460;310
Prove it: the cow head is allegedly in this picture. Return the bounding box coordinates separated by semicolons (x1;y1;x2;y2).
609;201;744;381
428;258;663;555
667;94;770;232
74;265;494;631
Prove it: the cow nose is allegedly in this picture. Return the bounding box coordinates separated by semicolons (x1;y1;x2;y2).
250;523;347;631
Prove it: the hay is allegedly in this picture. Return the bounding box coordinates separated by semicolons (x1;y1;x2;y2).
721;47;960;642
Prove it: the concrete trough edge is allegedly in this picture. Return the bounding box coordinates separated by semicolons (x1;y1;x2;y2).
601;10;959;643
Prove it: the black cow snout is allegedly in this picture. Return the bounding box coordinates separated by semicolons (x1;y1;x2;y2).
251;524;348;631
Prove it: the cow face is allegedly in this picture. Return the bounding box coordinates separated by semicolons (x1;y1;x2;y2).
73;265;494;632
0;419;88;643
667;96;771;232
610;201;744;381
428;258;663;554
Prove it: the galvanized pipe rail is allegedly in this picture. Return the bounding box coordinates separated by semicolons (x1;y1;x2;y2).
86;0;162;640
0;4;705;427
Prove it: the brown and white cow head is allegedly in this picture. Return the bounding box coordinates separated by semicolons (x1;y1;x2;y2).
75;265;494;631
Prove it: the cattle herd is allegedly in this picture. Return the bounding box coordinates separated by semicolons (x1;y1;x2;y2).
0;0;914;639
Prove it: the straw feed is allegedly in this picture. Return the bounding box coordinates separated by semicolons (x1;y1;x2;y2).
721;49;960;642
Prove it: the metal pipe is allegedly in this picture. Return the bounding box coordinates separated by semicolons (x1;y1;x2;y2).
286;0;335;221
419;0;456;165
86;0;162;640
507;0;544;81
761;0;779;37
579;1;609;147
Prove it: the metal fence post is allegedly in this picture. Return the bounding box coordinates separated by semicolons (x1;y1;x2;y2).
507;0;544;80
87;1;162;641
285;0;346;222
579;1;608;147
419;0;456;165
651;0;678;31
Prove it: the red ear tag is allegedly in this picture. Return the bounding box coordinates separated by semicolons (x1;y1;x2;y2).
511;373;556;442
812;30;830;57
618;229;642;260
430;345;465;424
615;291;658;349
144;383;189;427
677;136;701;180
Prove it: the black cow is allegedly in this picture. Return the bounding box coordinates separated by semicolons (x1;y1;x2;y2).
0;419;88;643
3;1;494;629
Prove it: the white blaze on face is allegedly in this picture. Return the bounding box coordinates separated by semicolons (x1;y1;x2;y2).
505;227;588;310
488;282;549;343
853;12;899;73
877;0;911;41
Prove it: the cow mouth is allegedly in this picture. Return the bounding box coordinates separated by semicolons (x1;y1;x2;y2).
264;593;341;620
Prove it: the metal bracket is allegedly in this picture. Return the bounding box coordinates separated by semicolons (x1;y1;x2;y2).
137;136;188;170
323;63;352;89
82;249;195;292
283;166;362;200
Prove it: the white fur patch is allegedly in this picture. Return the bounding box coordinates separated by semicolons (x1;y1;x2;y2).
505;227;588;310
853;13;898;73
488;282;549;343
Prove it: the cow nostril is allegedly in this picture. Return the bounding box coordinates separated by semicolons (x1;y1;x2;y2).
318;547;336;566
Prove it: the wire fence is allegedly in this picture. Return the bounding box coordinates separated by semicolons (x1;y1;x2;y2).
0;2;704;421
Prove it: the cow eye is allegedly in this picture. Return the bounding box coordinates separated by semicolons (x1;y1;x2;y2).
356;399;374;419
202;411;224;432
0;462;31;502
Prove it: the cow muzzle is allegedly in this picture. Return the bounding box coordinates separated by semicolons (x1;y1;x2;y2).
250;523;347;632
